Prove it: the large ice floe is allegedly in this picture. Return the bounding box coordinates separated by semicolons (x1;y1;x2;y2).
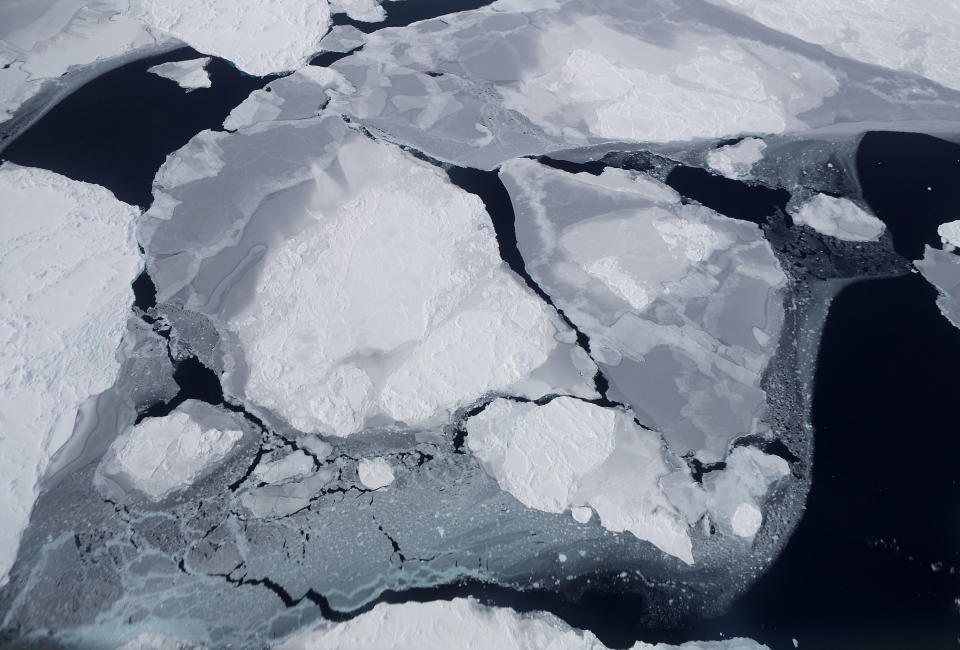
276;598;770;650
0;163;141;586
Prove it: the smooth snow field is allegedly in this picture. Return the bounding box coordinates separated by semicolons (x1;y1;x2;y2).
1;1;959;649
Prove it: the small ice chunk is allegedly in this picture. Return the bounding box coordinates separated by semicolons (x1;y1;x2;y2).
147;56;212;90
938;220;960;250
275;598;772;649
558;553;567;562
790;194;885;242
706;138;766;179
102;401;243;500
253;450;314;484
358;458;395;490
571;506;593;523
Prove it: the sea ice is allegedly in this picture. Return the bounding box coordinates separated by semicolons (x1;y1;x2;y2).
253;450;315;485
500;159;786;463
790;194;885;242
98;401;244;500
916;246;960;330
147;56;212;90
706;138;767;180
276;598;770;649
466;397;694;564
0;163;141;586
938;220;960;250
358;457;396;490
329;0;386;23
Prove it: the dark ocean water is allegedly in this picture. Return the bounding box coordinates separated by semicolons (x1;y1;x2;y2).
2;26;959;650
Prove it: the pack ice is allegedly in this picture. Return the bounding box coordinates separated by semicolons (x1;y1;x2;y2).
0;163;141;586
140;115;596;438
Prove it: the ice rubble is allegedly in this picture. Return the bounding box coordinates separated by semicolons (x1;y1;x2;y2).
704;0;960;91
789;194;885;242
500;159;786;463
357;457;396;490
938;220;960;250
466;397;694;564
0;163;141;586
276;598;770;650
706;138;766;180
99;400;244;500
916;246;960;330
147;56;211;89
140;115;596;438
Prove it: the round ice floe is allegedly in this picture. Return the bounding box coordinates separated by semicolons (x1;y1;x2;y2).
358;458;395;490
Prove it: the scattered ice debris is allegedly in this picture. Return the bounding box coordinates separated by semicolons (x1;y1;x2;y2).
703;0;960;91
99;401;243;500
466;397;694;564
915;246;960;330
253;450;314;484
938;220;960;250
500;159;786;463
274;598;771;649
706;138;766;180
0;163;141;586
358;457;395;490
147;56;212;90
789;194;885;242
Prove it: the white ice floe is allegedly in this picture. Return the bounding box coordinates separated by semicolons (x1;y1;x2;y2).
142;116;596;438
358;457;396;490
223;67;354;131
467;397;694;564
253;450;315;485
501;159;786;463
0;163;141;586
706;138;767;179
0;0;164;120
100;400;243;500
147;56;211;90
135;0;332;76
330;0;386;22
704;0;960;91
938;220;960;250
275;598;770;649
790;194;885;242
916;246;960;330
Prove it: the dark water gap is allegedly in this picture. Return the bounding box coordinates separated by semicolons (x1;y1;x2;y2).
0;46;277;209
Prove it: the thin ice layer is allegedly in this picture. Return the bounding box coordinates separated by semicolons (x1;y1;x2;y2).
501;159;786;462
704;0;960;91
466;397;694;564
916;245;960;330
790;193;885;242
0;163;141;586
98;400;244;500
147;56;211;89
140;116;596;438
276;598;770;649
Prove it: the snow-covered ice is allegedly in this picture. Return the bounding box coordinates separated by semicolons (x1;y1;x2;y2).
276;598;770;649
706;138;767;180
99;400;244;500
938;220;960;250
147;56;211;90
358;457;395;490
501;159;786;463
916;246;960;330
790;194;885;242
0;163;141;586
466;397;694;564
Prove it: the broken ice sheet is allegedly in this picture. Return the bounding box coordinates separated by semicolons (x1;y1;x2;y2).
147;56;212;90
916;246;960;330
0;162;142;586
140;114;596;439
500;158;786;463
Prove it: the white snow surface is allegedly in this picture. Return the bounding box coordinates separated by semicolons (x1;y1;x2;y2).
704;0;960;91
275;598;770;649
0;163;141;587
147;56;211;89
357;458;395;490
938;220;960;250
790;194;885;242
706;138;766;179
467;397;694;564
101;401;243;500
